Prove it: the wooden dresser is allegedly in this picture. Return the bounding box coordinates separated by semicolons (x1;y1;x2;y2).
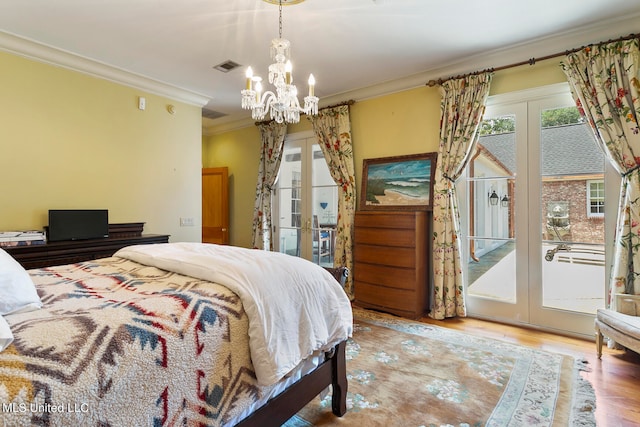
5;234;170;269
4;223;169;269
354;210;430;319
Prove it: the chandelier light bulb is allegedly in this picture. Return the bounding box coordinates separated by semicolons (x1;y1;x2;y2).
308;74;315;96
285;60;293;85
245;67;253;90
255;80;263;101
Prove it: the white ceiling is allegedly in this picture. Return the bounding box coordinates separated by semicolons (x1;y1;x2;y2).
0;0;638;132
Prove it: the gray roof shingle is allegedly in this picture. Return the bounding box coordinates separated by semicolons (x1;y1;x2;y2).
478;123;605;176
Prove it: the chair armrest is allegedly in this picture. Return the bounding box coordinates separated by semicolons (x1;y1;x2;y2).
615;293;640;316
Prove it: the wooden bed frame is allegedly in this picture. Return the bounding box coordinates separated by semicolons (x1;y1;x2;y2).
237;340;347;426
7;244;350;427
237;266;350;426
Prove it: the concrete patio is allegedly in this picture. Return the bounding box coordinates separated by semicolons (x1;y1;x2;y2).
467;242;605;314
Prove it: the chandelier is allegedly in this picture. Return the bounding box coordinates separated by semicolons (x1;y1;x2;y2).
241;0;318;124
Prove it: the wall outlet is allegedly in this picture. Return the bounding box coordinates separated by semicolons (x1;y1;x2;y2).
180;217;194;227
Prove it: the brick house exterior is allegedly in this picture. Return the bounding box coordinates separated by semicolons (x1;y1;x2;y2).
476;123;604;245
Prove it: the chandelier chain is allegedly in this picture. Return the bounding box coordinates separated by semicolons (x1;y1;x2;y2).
279;0;283;39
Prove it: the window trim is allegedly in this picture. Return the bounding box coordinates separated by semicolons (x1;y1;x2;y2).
587;179;605;218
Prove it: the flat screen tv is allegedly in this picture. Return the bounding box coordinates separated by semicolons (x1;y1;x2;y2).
48;209;109;242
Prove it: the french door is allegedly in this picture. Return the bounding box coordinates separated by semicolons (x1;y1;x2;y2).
461;84;618;338
274;131;338;267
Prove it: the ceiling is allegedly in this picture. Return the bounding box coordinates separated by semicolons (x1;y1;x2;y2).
0;0;638;133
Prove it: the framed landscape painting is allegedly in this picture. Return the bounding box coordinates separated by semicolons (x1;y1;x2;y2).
361;152;437;211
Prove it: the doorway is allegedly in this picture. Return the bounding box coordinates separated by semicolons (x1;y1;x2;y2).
202;167;229;244
274;131;338;267
461;84;617;338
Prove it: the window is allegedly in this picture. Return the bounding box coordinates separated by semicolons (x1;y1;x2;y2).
588;180;605;217
291;171;301;227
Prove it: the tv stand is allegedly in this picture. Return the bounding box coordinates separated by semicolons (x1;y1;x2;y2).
5;224;169;269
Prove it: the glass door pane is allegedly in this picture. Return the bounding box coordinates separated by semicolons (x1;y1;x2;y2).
528;94;611;337
465;109;522;319
275;133;338;267
463;100;529;323
277;145;303;258
539;106;606;315
311;144;338;267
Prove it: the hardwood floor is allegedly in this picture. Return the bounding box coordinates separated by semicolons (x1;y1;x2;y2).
418;315;640;426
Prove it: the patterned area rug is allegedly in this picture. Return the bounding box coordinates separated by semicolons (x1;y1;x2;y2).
284;308;596;427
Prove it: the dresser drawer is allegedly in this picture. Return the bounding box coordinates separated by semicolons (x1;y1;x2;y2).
355;227;417;247
355;282;425;319
353;213;418;229
354;264;419;290
354;244;416;268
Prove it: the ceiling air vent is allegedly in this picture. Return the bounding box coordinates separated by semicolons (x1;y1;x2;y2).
213;60;241;73
202;108;227;120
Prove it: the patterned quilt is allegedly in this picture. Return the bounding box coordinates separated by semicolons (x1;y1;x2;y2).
0;257;275;426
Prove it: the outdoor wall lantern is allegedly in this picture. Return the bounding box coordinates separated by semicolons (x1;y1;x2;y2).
489;190;499;206
501;194;509;208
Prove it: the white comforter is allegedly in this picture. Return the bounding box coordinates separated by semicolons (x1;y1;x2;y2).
115;242;353;386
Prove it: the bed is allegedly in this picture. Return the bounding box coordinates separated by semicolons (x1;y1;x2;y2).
0;242;352;426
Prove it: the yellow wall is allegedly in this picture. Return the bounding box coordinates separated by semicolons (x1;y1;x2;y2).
0;50;203;242
204;58;568;248
490;58;567;95
205;126;261;246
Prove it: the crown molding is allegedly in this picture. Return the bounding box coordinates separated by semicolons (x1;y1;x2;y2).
203;117;256;136
206;13;640;135
0;30;210;107
326;12;640;103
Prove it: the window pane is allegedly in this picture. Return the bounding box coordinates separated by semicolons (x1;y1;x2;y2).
589;181;604;215
467;238;515;303
540;107;604;314
467;114;516;303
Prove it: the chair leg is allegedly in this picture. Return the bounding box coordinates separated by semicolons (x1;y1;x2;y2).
595;328;603;359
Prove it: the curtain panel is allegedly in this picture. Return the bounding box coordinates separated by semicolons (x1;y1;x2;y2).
309;105;356;297
561;38;640;308
431;72;493;319
251;121;287;250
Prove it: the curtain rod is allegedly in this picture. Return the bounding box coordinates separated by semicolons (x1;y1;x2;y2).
321;99;356;110
254;100;356;125
426;32;639;87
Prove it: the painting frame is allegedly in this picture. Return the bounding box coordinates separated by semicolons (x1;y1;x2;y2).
360;152;437;211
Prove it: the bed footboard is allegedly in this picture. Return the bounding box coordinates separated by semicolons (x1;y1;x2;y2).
236;340;347;426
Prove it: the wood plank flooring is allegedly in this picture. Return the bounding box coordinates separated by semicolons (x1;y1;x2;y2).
418;315;640;426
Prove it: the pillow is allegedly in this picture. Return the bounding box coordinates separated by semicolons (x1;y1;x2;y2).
0;314;13;352
0;248;42;315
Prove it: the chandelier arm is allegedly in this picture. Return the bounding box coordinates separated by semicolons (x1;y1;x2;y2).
259;91;277;109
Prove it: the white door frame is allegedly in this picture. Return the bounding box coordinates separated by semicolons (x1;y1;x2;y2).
462;83;618;338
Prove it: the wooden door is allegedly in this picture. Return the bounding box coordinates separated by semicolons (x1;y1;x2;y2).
202;167;229;244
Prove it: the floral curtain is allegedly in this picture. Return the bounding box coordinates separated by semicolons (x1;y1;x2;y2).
309;105;357;297
561;38;640;309
251;121;287;250
431;72;493;319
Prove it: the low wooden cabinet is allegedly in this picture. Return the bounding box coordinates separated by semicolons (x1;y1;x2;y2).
5;234;170;269
354;210;430;319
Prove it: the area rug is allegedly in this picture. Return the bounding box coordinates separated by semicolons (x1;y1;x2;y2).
284;308;596;427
